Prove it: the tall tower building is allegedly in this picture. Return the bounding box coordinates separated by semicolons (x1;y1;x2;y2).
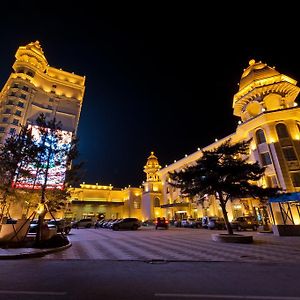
0;41;85;141
142;152;162;220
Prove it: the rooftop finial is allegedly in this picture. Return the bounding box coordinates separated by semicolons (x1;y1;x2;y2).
249;59;256;66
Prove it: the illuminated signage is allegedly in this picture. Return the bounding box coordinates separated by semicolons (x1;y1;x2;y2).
14;125;72;190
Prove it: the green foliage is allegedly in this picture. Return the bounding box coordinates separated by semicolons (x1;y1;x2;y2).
0;124;38;190
169;138;280;234
169;139;279;201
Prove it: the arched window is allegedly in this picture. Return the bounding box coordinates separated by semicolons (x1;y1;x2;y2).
154;198;160;207
256;129;266;144
276;123;289;139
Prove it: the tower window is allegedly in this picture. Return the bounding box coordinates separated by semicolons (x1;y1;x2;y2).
276;123;289;139
282;147;298;161
0;127;5;132
4;108;11;114
20;94;27;100
17;102;25;108
12;119;19;126
291;172;300;187
15;110;21;116
154;198;160;207
22;86;29;92
9;128;16;135
2;117;8;123
256;129;266;144
260;152;272;166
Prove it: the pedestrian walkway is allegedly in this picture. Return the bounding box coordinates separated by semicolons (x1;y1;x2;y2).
40;227;300;263
0;238;71;259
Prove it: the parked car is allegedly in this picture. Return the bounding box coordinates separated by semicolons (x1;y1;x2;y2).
111;217;141;231
181;218;202;228
28;219;56;233
207;217;226;230
71;218;94;228
230;216;259;231
154;217;169;229
47;219;72;234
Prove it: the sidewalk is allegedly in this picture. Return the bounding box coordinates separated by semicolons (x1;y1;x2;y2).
0;237;72;259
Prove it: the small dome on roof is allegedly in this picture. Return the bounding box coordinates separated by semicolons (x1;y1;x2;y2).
239;59;279;90
145;152;161;169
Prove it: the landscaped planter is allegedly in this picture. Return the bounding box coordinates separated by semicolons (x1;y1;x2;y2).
211;233;253;243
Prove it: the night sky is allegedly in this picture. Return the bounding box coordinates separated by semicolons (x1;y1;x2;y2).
1;3;300;187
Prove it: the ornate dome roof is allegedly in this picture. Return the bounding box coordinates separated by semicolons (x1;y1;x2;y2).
144;152;161;170
239;59;279;91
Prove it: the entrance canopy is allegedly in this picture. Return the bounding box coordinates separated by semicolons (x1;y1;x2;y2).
269;192;300;203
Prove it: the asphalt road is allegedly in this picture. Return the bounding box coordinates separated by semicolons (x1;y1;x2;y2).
0;260;299;300
1;227;300;299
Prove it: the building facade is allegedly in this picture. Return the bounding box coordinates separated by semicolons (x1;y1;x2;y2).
68;59;300;228
0;41;85;219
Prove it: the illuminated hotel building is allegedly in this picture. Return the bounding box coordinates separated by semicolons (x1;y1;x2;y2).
159;59;300;228
0;41;85;141
69;59;300;231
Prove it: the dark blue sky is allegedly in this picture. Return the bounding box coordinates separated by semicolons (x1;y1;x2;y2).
1;2;300;187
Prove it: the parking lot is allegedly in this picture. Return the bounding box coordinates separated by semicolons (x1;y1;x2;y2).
43;226;300;262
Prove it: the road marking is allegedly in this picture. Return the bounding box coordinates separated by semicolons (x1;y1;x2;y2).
0;290;66;296
154;294;300;299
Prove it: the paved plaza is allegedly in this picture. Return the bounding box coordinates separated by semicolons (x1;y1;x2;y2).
41;226;300;262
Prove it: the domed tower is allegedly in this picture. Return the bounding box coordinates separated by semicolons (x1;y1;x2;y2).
233;59;299;122
141;152;163;220
13;40;48;74
234;59;300;193
143;151;161;182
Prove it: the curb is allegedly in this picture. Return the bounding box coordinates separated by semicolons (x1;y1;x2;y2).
0;238;72;259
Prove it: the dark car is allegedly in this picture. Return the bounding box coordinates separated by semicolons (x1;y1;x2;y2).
230;216;259;231
207;217;226;230
47;219;72;234
29;219;56;233
155;217;169;229
112;217;141;231
71;218;94;228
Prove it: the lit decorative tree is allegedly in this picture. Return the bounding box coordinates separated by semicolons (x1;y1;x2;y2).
0;124;38;220
168;139;280;235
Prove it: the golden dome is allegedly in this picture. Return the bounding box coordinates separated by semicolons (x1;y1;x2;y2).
144;151;161;170
239;59;279;91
